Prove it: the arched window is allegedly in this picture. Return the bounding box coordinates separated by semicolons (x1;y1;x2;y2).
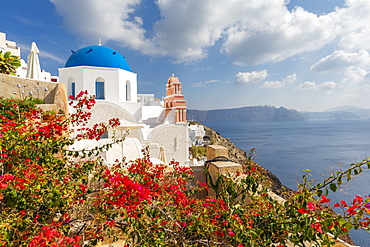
71;83;75;98
100;121;109;139
101;131;109;139
95;77;105;100
67;77;76;99
126;80;131;101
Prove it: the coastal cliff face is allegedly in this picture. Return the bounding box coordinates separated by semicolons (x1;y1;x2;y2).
201;123;291;196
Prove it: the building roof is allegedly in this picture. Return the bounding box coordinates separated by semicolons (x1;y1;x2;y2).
65;45;132;72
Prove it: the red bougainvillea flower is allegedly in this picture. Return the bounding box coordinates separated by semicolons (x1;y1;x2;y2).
347;206;358;215
298;208;309;214
307;202;316;211
320;195;331;204
311;222;323;233
352;195;363;205
228;230;235;237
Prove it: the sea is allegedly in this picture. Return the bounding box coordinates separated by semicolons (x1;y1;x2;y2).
205;119;370;246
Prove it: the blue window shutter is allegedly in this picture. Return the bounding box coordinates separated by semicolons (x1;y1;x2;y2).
71;82;75;98
96;81;105;99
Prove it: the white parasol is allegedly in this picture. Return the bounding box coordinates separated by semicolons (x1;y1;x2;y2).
158;146;167;164
26;42;41;80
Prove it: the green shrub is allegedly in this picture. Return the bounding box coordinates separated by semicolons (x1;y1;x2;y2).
191;145;207;159
0;96;44;120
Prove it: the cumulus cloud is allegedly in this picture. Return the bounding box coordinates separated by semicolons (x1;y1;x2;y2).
339;68;368;88
310;50;370;74
262;73;296;89
294;81;336;92
223;6;337;66
235;70;268;85
336;0;370;52
49;0;370;66
49;0;155;53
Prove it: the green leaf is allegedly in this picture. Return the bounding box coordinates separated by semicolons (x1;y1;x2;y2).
330;183;337;193
317;189;322;197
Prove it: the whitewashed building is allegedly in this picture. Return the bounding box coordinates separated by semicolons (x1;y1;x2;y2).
0;32;53;81
189;124;206;146
59;44;189;165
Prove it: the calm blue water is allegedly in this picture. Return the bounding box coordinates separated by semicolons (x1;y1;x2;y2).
205;120;370;246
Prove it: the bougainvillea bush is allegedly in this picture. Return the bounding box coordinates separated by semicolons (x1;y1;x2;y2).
0;92;370;247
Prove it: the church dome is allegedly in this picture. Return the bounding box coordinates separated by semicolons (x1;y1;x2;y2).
65;45;132;72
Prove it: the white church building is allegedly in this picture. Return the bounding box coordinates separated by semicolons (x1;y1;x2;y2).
58;44;189;165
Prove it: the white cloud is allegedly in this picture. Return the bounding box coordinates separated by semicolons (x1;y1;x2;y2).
284;73;297;84
49;0;155;53
222;6;337;66
235;70;268;85
339;68;368;88
49;0;370;66
19;43;65;64
39;50;65;64
15;16;45;28
262;73;296;88
336;0;370;52
295;81;336;92
261;80;285;89
310;50;370;74
191;79;230;88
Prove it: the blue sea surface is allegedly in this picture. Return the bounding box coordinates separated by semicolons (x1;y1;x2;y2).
205;120;370;246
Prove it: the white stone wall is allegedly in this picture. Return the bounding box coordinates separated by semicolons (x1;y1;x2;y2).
142;105;165;123
69;137;143;164
164;109;176;124
59;66;137;103
85;101;144;143
0;32;20;57
146;124;189;164
89;101;138;125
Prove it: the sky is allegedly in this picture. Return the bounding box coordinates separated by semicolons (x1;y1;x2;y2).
1;0;370;112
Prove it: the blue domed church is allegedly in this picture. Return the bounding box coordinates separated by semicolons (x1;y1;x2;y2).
59;43;189;165
60;44;137;103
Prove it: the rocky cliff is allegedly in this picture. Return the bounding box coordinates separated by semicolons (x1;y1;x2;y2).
201;123;292;196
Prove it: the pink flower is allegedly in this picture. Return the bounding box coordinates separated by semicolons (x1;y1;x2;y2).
307;202;316;211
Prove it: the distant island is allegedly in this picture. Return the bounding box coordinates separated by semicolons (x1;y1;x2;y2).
187;105;370;122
